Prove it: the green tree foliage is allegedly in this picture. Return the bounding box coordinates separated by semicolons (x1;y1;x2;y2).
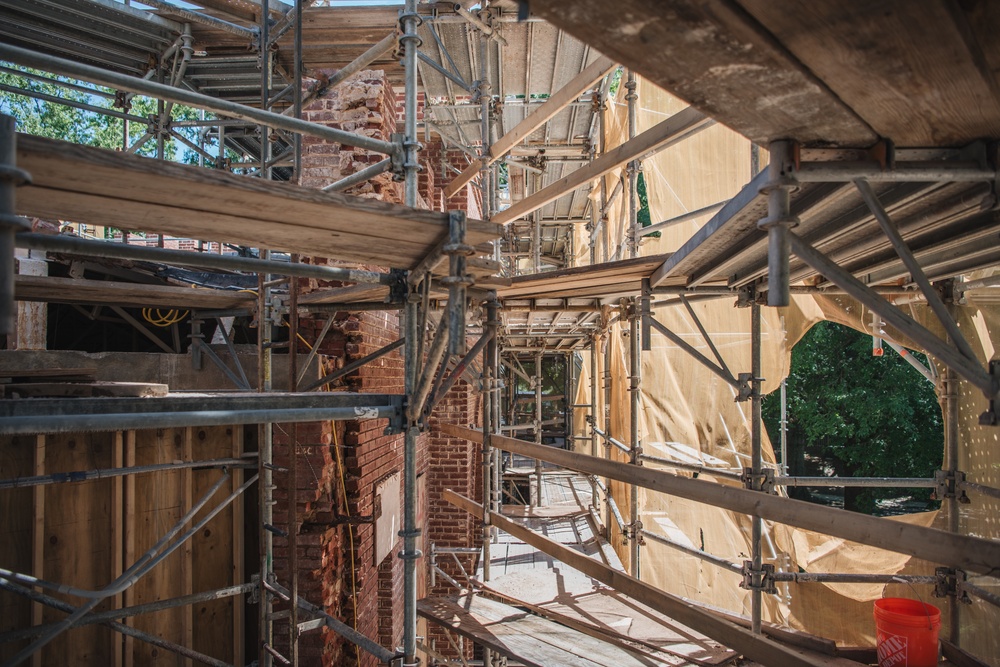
0;64;204;160
762;321;943;514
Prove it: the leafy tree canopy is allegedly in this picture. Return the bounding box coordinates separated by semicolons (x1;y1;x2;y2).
762;320;943;513
1;64;205;161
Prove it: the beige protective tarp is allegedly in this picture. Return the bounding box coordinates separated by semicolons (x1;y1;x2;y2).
571;75;1000;663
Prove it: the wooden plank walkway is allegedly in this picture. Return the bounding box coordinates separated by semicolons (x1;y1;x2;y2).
418;594;689;667
475;473;740;666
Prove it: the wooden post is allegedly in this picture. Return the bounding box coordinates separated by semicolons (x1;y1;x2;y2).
181;428;193;667
31;435;44;667
123;430;136;667
110;432;124;667
232;425;245;667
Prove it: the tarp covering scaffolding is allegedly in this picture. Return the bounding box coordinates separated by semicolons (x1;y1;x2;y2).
574;74;1000;662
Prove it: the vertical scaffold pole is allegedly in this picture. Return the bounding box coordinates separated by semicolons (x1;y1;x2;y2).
759;141;797;307
400;1;421;663
750;301;763;634
625;70;639;259
602;334;613;532
0;115;29;336
482;298;499;582
629;298;642;577
944;364;960;645
258;1;275;662
478;15;492;222
534;349;544;506
590;333;599;513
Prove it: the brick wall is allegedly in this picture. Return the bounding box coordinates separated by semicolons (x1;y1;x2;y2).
268;68;485;667
424;381;483;657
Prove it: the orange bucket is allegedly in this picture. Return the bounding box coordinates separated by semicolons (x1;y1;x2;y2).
873;597;941;667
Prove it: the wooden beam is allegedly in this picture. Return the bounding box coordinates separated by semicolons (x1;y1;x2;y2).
493;108;712;224
16;276;256;310
443;56;617;199
439;424;1000;575
443;490;856;667
524;0;876;147
16;135;500;270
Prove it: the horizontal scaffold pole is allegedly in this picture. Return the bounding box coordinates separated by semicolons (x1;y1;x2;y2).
439;424;1000;575
443;489;857;667
15;233;394;285
443;55;617;198
0;43;400;158
493;107;713;224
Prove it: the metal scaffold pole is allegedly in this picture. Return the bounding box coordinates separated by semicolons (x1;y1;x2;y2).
629;297;643;578
400;0;422;663
944;363;961;645
534;349;544;506
590;333;600;514
750;300;763;634
482;298;499;583
478;14;492;222
602;333;613;533
625;70;639;259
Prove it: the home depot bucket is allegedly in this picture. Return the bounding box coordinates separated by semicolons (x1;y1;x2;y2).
873;598;941;667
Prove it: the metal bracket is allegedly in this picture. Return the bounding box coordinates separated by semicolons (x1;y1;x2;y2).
934;567;972;604
735;286;755;309
932;469;971;503
736;372;754;402
740;561;777;594
189;317;204;370
978;359;1000;426
388;268;408;305
742;467;775;494
623;519;644;543
331;513;374;526
389;132;408;181
248;574;261;605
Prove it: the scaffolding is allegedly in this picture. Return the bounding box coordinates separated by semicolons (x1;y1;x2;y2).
1;1;1000;666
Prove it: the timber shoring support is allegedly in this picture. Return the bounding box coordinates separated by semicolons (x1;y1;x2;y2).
442;489;859;667
438;424;1000;575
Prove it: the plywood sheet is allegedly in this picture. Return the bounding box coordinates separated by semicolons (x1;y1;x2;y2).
418;594;689;667
130;428;188;665
499;254;674;300
41;432;116;666
0;435;35;662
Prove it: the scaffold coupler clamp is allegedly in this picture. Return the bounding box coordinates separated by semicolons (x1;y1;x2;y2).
249;574;261;604
978;360;1000;426
932;469;969;503
441;210;475;356
742;468;775;494
735;372;759;402
934;567;971;604
624;519;643;544
740;561;777;594
389;132;419;182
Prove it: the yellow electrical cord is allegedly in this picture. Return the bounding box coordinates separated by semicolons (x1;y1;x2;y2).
141;308;189;327
331;426;360;664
